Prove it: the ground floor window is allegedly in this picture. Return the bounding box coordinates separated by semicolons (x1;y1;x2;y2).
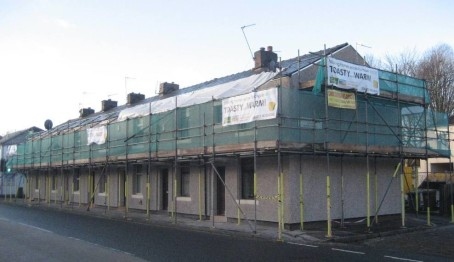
241;158;254;199
35;175;39;189
179;164;190;197
51;174;57;190
73;169;80;192
133;165;144;194
99;174;106;193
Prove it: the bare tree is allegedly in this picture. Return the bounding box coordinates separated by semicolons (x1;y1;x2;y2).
417;44;454;116
382;47;420;76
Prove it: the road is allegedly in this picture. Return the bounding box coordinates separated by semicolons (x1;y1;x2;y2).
0;203;448;261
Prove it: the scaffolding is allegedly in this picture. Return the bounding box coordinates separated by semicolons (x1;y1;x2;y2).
6;54;451;238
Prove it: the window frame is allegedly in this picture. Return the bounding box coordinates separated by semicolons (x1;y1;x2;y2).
133;164;144;195
240;158;254;200
179;164;190;197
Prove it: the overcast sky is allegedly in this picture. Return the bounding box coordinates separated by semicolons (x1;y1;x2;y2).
1;0;453;135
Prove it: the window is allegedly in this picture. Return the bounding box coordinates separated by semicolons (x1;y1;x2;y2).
178;107;190;138
179;165;190;197
73;169;80;192
99;175;106;193
213;103;222;124
133;165;144;194
51;174;57;190
241;158;254;199
35;175;39;190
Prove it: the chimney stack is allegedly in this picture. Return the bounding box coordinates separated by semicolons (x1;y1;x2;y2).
159;82;179;95
127;92;145;105
79;107;95;118
253;45;278;73
101;99;118;112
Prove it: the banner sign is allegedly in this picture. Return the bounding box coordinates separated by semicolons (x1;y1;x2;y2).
327;57;380;95
328;89;357;109
87;126;107;145
222;88;278;126
6;145;17;156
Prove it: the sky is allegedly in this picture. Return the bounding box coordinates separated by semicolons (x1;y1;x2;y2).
0;0;453;135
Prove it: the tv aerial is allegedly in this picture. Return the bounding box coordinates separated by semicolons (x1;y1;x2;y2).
241;24;256;60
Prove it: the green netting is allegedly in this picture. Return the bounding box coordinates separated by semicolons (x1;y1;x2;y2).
379;70;429;103
8;84;450;169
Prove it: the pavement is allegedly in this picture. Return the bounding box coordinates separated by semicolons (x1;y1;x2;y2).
1;197;453;245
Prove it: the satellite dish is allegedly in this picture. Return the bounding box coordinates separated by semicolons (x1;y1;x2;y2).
44;119;53;130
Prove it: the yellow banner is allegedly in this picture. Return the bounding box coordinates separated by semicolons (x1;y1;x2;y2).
327;89;356;109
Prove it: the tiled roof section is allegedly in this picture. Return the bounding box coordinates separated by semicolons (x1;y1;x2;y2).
43;43;349;137
280;42;349;76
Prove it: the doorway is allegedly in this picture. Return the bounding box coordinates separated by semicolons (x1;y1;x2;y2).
161;169;169;210
216;166;226;216
118;169;125;207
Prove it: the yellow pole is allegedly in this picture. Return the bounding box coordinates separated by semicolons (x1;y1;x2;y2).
107;175;110;211
375;170;379;224
254;172;257;199
401;172;406;228
300;173;304;231
88;173;91;207
38;176;40;203
415;173;419;214
173;177;177;221
451;205;454;223
326;176;332;238
125;177;128;213
146;182;150;216
280;172;284;230
237;203;241;225
427;207;431;226
366;171;370;228
198;172;202;221
48;176;51;205
71;180;74;205
277;175;282;241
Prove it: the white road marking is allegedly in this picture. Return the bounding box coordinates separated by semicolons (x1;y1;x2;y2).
17;222;52;233
287;242;318;248
332;248;365;255
384;255;423;262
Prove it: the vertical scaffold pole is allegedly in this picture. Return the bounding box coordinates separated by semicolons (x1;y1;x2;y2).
147;106;152;220
415;162;419;216
277;174;282;241
400;167;406;228
253;114;258;233
198;170;202;221
340;156;345;228
107;174;110;211
374;157;379;224
280;171;285;231
299;155;304;231
173;96;178;224
322;45;332;238
365;95;371;229
451;172;454;224
326;175;332;238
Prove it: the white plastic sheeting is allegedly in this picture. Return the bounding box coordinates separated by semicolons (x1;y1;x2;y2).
117;71;277;121
87;126;107;145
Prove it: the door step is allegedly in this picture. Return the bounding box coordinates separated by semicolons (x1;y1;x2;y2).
214;215;227;223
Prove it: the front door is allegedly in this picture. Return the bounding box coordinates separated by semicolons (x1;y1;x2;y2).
118;169;125;207
161;169;169;210
216;166;225;216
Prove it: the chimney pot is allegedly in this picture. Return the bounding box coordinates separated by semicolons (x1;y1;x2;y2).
267;46;273;52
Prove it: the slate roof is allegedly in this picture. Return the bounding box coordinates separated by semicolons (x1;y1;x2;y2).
0;127;43;145
33;43;349;139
